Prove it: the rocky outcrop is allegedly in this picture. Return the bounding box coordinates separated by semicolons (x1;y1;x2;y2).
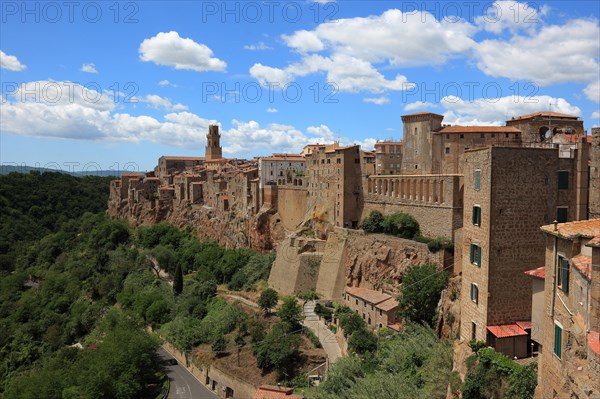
108;199;284;251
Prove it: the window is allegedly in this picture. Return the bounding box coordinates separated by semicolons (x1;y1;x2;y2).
558;171;569;190
474;170;481;191
460;134;464;139
554;322;562;359
446;134;450;139
557;207;568;223
480;133;485;138
445;147;450;155
557;256;569;293
471;322;477;340
472;206;481;226
470;244;481;266
505;133;509;138
470;283;479;304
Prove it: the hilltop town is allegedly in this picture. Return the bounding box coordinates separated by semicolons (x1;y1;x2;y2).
108;111;600;398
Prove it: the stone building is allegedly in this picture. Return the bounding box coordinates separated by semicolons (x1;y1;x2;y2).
374;140;403;175
305;143;364;228
257;154;305;188
344;286;399;329
459;142;589;359
505;111;584;143
205;124;222;161
156;156;204;182
400;112;444;174
535;219;600;399
590;127;600;219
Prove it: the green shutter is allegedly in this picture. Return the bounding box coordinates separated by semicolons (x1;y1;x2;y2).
477;246;482;266
475;171;481;191
558;171;569;190
561;259;569;293
554;324;562;358
473;206;480;225
470;244;475;264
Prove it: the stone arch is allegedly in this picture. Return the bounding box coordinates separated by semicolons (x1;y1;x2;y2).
539;126;550;141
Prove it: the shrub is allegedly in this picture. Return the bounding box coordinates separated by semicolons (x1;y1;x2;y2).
258;288;278;315
360;211;384;233
381;213;420;239
278;297;303;330
348;328;377;354
314;303;333;320
304;328;322;348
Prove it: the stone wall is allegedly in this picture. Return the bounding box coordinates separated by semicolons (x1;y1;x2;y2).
363;174;463;240
590;127;600;219
268;237;325;295
275;186;308;231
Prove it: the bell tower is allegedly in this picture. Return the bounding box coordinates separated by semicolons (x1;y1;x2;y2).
205;125;222;161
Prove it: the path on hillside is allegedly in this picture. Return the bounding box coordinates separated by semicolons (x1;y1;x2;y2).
147;255;173;286
219;291;259;309
303;301;342;364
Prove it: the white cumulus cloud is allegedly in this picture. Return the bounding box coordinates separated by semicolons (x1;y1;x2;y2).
0;50;26;71
142;94;188;112
139;31;227;72
363;97;390;105
404;101;435;111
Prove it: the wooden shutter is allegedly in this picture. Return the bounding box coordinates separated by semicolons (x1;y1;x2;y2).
561;258;569;293
475;170;481;191
554;324;562;358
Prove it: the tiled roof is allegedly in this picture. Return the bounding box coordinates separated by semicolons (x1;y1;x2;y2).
524;267;545;279
509;111;579;121
159;186;175;191
571;254;592;281
540;219;600;239
387;323;401;332
161;156;204;161
375;141;403;145
437;125;521;133
376;297;399;311
487;324;528;338
586;235;600;247
345;286;392;305
145;177;160;180
121;173;145;177
588;331;600;356
516;321;532;330
253;385;304;399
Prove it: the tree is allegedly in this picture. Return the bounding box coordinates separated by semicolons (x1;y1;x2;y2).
348;328;377;354
277;296;302;330
173;264;183;296
339;312;365;337
212;335;227;355
256;322;300;376
360;211;384;233
258;288;278;315
398;264;448;326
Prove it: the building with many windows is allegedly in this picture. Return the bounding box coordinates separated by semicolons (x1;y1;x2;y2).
459;141;589;359
374;140;403;175
535;219;600;398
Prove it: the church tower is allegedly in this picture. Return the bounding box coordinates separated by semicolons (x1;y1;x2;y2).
205;125;222;161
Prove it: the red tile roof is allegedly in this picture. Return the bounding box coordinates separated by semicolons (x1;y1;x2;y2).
541;219;600;239
524;267;545;279
253;385;304;399
516;321;532;330
437;125;521;133
586;235;600;247
571;254;592;281
487;324;528;338
588;331;600;356
376;297;399;312
387;323;401;332
345;286;392;305
161;156;204;161
159;186;175;191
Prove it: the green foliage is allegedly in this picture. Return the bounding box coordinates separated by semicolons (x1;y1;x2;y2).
462;348;537;399
212;335;227;354
348;328;377;355
414;235;454;253
339;311;366;338
255;322;301;377
314;303;333;320
314;324;453;399
297;290;319;300
173;264;183;296
398;264;448;326
227;252;275;291
468;339;487;353
360;211;384;233
381;212;421;239
258;288;278;314
0;172;113;271
303;328;322;349
277;297;303;330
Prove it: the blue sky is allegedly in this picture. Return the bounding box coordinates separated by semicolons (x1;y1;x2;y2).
1;0;599;171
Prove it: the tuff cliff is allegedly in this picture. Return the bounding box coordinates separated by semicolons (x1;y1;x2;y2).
107;198;286;251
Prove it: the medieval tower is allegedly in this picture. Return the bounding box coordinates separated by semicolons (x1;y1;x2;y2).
590;127;600;219
205;125;222;161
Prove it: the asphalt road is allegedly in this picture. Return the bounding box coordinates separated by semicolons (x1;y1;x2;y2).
157;347;219;399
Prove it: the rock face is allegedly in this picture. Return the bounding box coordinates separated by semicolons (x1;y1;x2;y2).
108;199;285;251
344;233;449;294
